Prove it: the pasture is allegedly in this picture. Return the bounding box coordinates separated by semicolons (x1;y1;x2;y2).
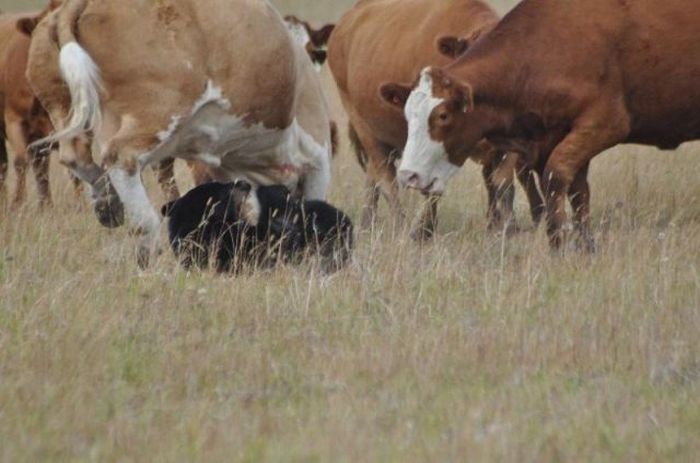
2;0;700;460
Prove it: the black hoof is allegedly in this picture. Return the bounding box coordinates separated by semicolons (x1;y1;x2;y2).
410;225;435;242
94;194;124;228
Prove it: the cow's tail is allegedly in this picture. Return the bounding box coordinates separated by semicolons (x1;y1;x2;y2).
347;121;367;171
329;120;339;157
50;0;103;142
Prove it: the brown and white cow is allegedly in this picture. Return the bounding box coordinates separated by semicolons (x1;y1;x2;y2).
0;2;71;208
328;0;543;239
28;0;332;267
284;15;334;69
388;0;700;250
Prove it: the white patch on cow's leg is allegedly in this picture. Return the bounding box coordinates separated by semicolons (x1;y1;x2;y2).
107;167;161;267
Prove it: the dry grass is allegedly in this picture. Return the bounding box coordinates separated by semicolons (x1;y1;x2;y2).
2;0;700;461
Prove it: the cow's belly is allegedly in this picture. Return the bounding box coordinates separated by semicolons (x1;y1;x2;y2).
148;81;324;192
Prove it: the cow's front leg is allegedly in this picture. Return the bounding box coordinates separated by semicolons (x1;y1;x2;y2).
107;166;160;268
542;109;627;250
482;152;518;236
568;162;595;252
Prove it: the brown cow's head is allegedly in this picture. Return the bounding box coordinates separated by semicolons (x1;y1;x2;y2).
380;67;491;194
16;0;62;36
284;15;335;68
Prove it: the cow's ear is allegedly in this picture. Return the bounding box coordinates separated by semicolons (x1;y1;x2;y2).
379;83;412;109
161;200;176;217
436;36;469;59
310;24;335;46
16;17;39;36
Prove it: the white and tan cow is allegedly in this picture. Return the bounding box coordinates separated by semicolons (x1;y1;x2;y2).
27;0;332;267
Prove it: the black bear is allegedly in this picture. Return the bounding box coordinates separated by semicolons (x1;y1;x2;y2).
161;181;353;273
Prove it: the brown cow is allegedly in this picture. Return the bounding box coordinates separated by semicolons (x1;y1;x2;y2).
387;0;700;250
0;3;69;208
27;0;333;267
328;0;543;239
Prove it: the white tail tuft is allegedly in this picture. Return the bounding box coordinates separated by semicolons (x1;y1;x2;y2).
52;41;104;141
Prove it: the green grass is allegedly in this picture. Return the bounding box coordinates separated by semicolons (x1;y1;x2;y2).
2;0;700;461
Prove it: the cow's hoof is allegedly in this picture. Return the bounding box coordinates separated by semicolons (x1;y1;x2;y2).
94;194;125;228
410;225;435;242
576;236;596;254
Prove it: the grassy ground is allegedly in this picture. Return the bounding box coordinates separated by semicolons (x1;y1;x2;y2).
2;0;700;461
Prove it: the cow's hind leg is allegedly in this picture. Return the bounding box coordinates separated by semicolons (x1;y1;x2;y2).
0;126;7;205
349;120;402;229
5;116;29;208
102;135;162;268
28;139;53;209
568;162;594;252
542;103;629;250
154;157;180;201
515;158;544;226
55;133;124;227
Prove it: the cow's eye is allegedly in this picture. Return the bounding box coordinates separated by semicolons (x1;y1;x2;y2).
438;112;449;121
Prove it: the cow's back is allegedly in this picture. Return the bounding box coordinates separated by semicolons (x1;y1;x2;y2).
76;0;296;130
454;0;700;150
619;0;700;146
328;0;497;148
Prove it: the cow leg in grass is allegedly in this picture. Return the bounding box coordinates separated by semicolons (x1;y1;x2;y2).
482;152;518;236
349;121;402;228
542;106;629;250
0;126;7;204
410;194;439;241
28;140;53;209
4;117;30;208
154;157;180;202
53;132;124;228
107;165;160;269
515;159;545;226
568;162;595;253
68;169;84;202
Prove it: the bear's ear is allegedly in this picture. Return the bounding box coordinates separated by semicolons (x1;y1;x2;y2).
161;200;176;217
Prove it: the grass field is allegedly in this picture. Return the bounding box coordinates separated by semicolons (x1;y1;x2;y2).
2;0;700;461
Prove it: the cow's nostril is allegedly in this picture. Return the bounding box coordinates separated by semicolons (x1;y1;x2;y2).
399;170;422;189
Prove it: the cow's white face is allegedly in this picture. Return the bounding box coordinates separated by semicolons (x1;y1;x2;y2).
398;68;458;194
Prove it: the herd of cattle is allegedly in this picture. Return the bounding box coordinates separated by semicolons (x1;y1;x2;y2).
0;0;698;272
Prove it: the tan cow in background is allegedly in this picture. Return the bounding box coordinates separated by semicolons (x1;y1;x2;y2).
0;2;73;208
28;0;333;267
